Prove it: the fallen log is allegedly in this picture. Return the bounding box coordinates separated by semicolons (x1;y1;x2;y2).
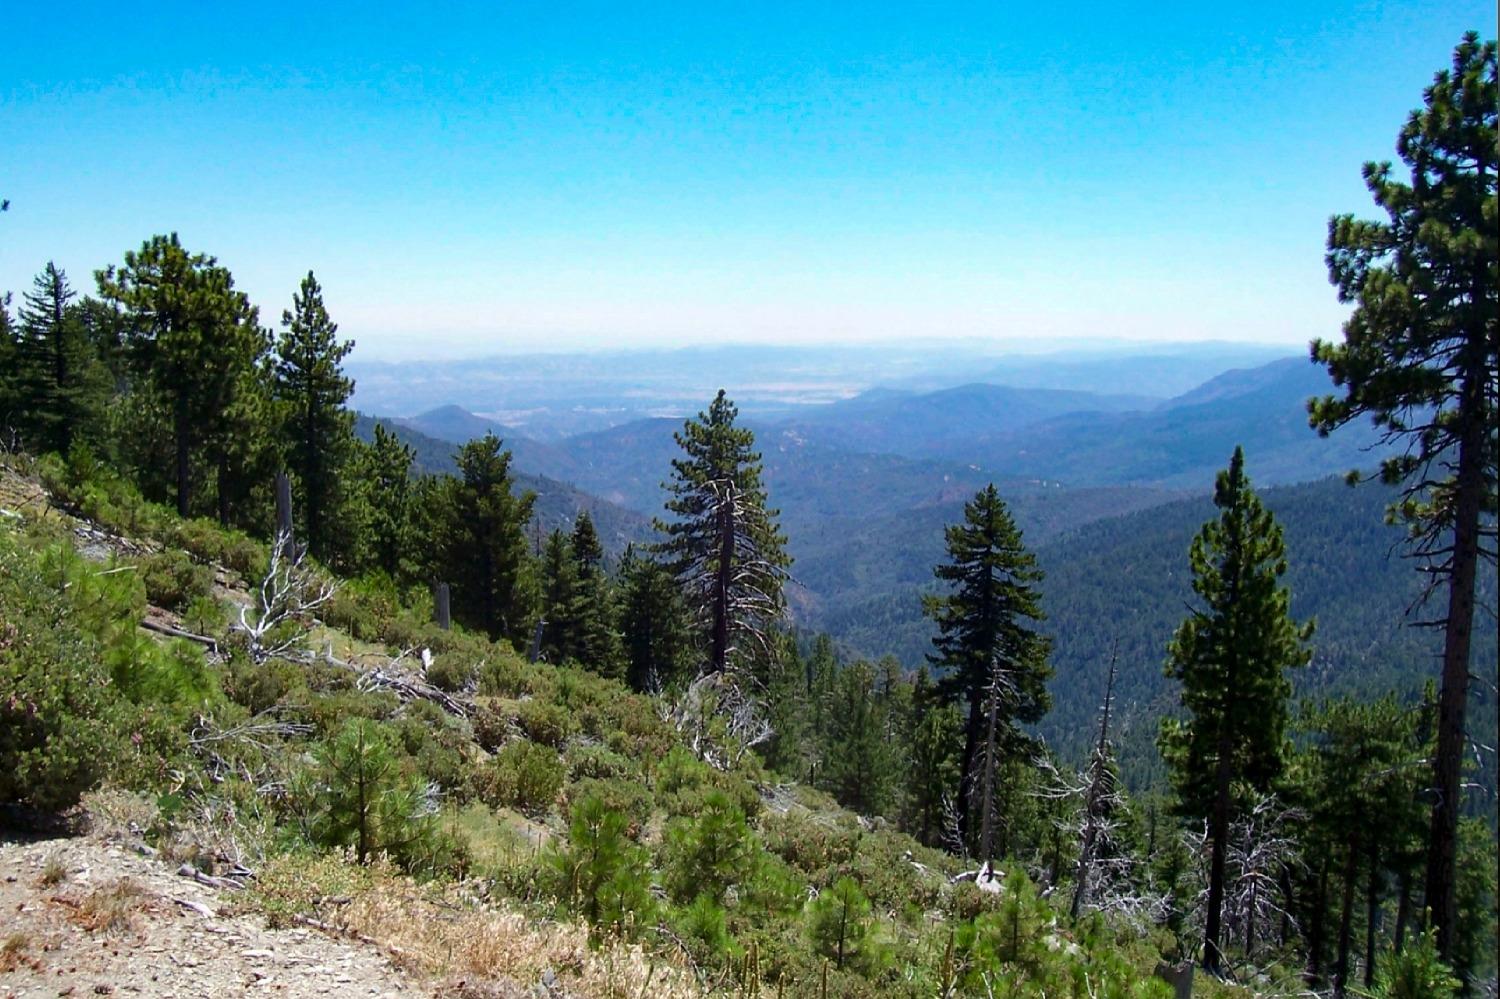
141;619;219;653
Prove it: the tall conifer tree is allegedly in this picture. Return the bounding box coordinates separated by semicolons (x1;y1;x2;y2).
429;433;536;643
923;484;1051;857
274;271;356;562
16;263;100;454
655;390;789;677
96;234;264;517
617;544;692;692
360;424;415;579
568;512;622;677
1159;447;1312;976
1309;34;1497;958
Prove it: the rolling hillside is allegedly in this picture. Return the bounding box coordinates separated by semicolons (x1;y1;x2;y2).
353;414;652;553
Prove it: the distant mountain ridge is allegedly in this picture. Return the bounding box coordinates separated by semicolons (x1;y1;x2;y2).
352;414;651;554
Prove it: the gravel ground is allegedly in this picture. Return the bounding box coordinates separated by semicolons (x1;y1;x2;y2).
0;834;430;999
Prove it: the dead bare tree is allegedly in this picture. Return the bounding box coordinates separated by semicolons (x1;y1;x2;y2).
235;527;337;663
1072;644;1119;919
1183;794;1303;969
661;670;773;771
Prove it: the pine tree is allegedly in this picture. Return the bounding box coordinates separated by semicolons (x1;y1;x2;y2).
15;263;102;454
617;544;692;692
1304;697;1425;997
96;233;265;517
0;294;19;444
274;271;356;563
427;433;536;643
360;424;415;580
820;659;901;817
923;484;1051;857
1158;447;1312;976
1309;34;1497;960
539;529;582;663
655;390;789;677
568;512;623;677
903;669;964;848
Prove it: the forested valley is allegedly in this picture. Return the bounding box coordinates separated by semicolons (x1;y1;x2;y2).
1;32;1496;999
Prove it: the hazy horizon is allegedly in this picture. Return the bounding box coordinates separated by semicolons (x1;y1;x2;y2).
5;2;1493;359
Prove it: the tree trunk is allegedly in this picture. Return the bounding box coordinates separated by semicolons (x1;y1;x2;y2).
1393;866;1411;953
977;663;1001;864
1364;841;1382;989
174;406;191;517
1424;365;1484;962
1333;840;1359;999
1204;730;1233;976
710;485;734;674
1308;855;1330;984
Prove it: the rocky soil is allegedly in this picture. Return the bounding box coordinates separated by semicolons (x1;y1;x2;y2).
0;833;430;999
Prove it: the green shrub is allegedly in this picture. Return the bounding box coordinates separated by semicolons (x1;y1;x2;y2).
181;594;226;636
654;745;761;819
424;653;476;693
477;656;529;698
565;744;636;782
517;698;575;748
137;549;215;611
164;518;265;578
563;777;651;838
470;703;516;752
479;739;565;816
393;702;472;799
0;537;124;813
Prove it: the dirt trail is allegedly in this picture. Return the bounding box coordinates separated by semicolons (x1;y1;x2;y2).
0;834;434;999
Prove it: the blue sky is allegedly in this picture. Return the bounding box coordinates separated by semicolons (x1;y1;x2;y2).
1;2;1491;358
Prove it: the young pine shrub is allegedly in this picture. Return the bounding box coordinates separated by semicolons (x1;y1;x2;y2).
805;877;875;973
301;718;439;870
545;793;656;941
661;790;759;905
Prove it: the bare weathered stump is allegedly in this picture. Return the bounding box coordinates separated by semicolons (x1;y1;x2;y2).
433;582;451;630
528;618;546;663
274;471;294;548
1154;961;1193;999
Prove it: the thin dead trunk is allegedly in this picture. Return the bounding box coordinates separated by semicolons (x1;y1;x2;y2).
977;660;1001;864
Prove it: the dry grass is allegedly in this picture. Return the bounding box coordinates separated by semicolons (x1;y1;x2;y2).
74;878;147;934
38;853;67;887
1;932;34;973
252;852;706;999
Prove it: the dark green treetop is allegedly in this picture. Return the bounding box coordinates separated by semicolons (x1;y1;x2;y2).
274;270;356;562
